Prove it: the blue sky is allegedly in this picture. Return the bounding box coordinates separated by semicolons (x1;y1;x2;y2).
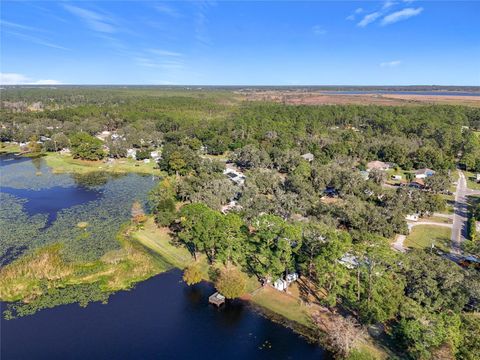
1;1;479;85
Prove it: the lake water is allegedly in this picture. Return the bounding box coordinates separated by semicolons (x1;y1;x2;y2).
0;155;329;359
1;270;328;359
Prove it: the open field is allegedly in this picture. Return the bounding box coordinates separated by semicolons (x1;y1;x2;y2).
241;90;480;107
405;225;451;252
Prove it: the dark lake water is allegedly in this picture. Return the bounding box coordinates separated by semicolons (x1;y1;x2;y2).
1;185;101;227
1;270;328;360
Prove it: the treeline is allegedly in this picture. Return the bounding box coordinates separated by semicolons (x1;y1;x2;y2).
1;94;479;170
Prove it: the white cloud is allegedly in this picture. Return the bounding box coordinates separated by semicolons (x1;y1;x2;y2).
382;1;397;10
0;73;62;85
149;49;183;57
380;60;402;67
312;25;327;35
381;7;423;25
346;8;364;21
63;4;116;33
357;12;382;27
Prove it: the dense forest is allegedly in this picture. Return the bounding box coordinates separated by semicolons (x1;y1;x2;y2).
1;87;480;359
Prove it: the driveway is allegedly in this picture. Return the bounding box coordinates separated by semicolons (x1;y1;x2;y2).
451;171;474;253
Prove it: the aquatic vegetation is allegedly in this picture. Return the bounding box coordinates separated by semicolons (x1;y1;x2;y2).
1;161;157;263
0;193;47;265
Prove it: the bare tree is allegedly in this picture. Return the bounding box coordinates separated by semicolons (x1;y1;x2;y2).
312;312;365;358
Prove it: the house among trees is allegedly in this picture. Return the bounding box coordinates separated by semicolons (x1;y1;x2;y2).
366;160;390;171
476;173;480;183
300;152;314;162
273;278;288;291
409;179;425;189
286;273;299;283
223;165;246;186
415;168;436;179
126;148;137;160
406;213;420;222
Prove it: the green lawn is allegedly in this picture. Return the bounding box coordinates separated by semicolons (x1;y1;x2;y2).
44;153;162;175
405;225;452;252
252;286;311;327
132;218;193;269
466;171;480;190
0;142;21;154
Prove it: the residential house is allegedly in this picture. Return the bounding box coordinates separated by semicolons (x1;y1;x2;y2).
415;168;436;179
366;160;390;171
126;148;137;160
409;179;425;189
223;164;246;186
150;151;161;161
476;173;480;183
286;273;299;283
300;153;314;162
273;279;288;291
406;213;419;222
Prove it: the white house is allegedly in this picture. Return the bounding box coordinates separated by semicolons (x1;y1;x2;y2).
415;168;435;179
300;153;314;162
406;213;420;222
286;273;299;283
126;148;137;160
224;165;246;186
273;279;288;291
150;151;161;161
476;173;480;183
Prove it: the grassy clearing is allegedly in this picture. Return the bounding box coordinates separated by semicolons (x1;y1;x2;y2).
0;224;168;303
0;142;21;154
421;216;453;224
251;285;311;327
44;152;162;175
132;218;192;269
405;225;451;252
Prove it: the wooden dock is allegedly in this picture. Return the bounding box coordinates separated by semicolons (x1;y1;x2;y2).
209;292;226;307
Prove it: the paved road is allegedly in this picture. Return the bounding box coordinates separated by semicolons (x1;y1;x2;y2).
450;171;480;253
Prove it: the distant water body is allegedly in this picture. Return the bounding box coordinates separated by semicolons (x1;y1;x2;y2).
1;270;329;360
321;90;480;97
